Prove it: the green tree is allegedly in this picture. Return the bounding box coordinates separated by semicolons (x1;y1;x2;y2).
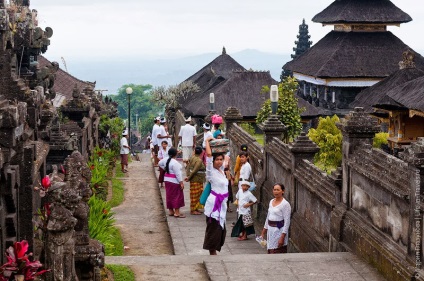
151;81;200;137
256;77;304;142
307;115;342;173
109;84;163;136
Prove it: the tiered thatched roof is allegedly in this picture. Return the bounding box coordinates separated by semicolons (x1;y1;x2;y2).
373;75;424;112
38;56;95;100
351;68;424;112
184;50;245;93
312;0;412;24
183;70;322;118
184;71;272;117
283;31;424;79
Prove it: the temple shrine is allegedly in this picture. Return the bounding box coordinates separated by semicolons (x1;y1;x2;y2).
283;0;424;115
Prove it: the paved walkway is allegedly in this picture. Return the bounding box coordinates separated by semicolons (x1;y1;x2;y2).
106;153;386;281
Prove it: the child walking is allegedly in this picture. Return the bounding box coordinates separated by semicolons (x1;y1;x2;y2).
231;180;257;241
158;140;170;188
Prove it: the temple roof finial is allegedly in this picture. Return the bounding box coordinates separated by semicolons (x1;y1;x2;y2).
399;49;416;70
222;46;226;55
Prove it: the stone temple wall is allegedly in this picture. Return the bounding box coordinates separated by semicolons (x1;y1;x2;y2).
224;106;424;281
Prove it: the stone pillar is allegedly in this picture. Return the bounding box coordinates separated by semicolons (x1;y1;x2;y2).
289;132;319;210
336;107;380;206
399;138;424;271
223;107;242;134
259;114;286;145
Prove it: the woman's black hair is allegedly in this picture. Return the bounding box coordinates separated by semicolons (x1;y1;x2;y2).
214;123;220;129
212;153;225;162
274;183;285;190
238;151;249;157
195;146;202;155
165;148;178;173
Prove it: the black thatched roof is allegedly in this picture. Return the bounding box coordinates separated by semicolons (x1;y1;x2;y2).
38;56;95;100
374;75;424;112
283;31;424;78
184;52;245;90
297;97;323;118
182;71;322;118
184;71;273;117
351;67;424;112
312;0;412;24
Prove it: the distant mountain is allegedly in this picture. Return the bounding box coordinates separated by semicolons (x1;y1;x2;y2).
53;50;291;94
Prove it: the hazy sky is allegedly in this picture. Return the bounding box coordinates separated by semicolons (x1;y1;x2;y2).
31;0;424;63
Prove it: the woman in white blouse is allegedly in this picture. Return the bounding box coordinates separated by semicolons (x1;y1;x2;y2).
159;148;185;218
203;137;229;255
237;151;251;189
260;183;291;253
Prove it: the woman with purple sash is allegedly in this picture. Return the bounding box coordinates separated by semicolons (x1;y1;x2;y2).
203;137;228;255
160;147;186;218
260;183;291;253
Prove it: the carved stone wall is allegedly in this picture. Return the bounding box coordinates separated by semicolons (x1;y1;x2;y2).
225;107;424;281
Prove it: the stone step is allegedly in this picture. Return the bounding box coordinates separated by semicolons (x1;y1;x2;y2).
106;252;386;281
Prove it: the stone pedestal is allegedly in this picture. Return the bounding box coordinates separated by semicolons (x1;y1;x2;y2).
223;107;242;133
336;107;380;205
259;114;287;145
399;138;424;269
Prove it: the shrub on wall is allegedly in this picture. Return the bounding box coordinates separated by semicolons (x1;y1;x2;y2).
373;132;389;148
256;77;304;142
308;115;342;173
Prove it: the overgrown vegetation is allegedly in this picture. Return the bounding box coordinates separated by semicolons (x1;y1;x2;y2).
88;147;117;200
98;115;125;153
308;115;342;174
87;117;126;256
256;77;304;142
88;196;124;256
373;132;389;148
106;265;135;281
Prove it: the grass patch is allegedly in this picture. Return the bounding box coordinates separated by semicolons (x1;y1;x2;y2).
109;177;125;208
106;264;135;281
253;134;264;146
115;163;125;178
107;227;124;256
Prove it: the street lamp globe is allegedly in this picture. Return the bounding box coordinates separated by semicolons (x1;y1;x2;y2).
126;87;133;95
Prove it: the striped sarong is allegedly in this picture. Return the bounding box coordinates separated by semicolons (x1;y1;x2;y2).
190;182;204;212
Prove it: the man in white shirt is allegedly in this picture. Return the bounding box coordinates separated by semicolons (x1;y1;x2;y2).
202;123;213;148
157;117;172;150
120;130;130;173
178;116;197;165
151;116;161;166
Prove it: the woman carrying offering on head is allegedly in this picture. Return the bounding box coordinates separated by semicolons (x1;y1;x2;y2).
159;148;186;218
260;183;291;254
203;137;228;255
185;146;206;215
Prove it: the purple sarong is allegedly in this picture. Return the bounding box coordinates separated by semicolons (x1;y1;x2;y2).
165;181;185;209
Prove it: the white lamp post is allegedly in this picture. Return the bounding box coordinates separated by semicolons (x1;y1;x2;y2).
126;87;133;146
270;85;279;115
209;93;215;111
